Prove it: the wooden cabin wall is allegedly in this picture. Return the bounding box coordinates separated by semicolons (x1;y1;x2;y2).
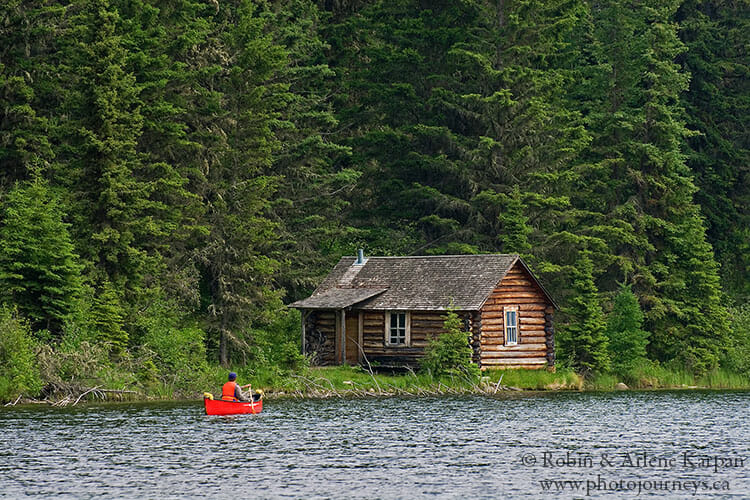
479;262;553;369
360;311;473;367
305;311;336;365
361;311;423;366
471;311;482;364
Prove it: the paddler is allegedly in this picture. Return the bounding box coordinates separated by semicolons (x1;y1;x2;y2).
221;372;252;402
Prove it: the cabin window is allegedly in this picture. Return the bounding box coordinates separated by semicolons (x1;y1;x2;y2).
386;311;410;346
504;307;518;346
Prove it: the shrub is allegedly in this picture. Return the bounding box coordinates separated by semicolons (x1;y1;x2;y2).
249;310;308;372
135;299;211;392
420;309;480;381
0;307;42;401
724;303;750;372
35;340;110;398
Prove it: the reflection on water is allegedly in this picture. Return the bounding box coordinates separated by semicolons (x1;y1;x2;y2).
1;391;749;498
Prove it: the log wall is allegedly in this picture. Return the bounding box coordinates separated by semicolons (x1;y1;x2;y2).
304;311;336;365
479;262;554;370
359;311;474;367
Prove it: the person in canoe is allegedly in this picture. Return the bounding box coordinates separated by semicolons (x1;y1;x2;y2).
221;372;252;402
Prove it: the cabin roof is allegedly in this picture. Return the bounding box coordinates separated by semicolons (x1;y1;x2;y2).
289;254;556;311
287;287;388;310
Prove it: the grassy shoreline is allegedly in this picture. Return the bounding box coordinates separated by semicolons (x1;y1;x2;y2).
4;365;750;407
253;366;750;398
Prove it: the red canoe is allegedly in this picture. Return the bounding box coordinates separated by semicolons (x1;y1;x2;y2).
204;396;263;415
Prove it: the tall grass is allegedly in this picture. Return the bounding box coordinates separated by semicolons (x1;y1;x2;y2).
237;365;583;396
589;361;750;390
482;368;583;390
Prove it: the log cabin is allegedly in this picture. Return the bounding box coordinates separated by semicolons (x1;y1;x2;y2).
288;252;556;370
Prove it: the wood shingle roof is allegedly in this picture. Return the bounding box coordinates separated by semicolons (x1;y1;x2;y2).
289;254;553;311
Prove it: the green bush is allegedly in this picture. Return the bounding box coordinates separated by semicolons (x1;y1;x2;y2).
0;307;42;401
420;309;480;381
724;303;750;372
249;310;308;372
136;299;211;393
31;297;113;398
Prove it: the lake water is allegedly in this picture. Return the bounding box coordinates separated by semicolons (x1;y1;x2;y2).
1;391;748;499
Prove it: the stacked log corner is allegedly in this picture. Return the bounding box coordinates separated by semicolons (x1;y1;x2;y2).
479;262;554;370
303;311;336;366
545;306;555;368
471;311;482;366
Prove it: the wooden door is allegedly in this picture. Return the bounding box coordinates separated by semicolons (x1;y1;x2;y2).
345;313;359;365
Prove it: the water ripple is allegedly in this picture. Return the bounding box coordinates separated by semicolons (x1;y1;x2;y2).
1;391;749;498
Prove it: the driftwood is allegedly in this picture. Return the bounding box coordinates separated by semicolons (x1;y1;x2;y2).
73;386;102;406
4;395;22;407
494;374;504;394
41;387;141;407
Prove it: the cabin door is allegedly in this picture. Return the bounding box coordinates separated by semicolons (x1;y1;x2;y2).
344;313;359;365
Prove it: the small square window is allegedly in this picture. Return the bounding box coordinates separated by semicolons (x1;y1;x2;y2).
386;312;409;345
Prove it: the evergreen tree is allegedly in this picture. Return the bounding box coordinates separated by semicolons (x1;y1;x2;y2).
55;0;154;294
605;283;649;375
115;0;208;298
264;0;356;300
0;0;746;380
574;0;729;372
557;251;610;375
191;0;287;365
677;0;750;301
324;0;590;261
324;0;487;254
0;177;82;333
476;186;533;257
90;278;128;355
0;2;61;187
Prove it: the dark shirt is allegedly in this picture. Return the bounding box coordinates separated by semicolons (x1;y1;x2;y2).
234;384;250;402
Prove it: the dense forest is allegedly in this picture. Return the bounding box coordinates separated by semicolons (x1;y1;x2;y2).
1;0;748;399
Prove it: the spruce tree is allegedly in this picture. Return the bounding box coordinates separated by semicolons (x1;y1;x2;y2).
676;0;750;301
0;177;83;333
90;278;128;355
605;283;649;375
264;0;356;300
574;0;729;372
496;187;532;256
323;0;591;261
0;2;60;187
558;251;610;376
323;0;487;254
115;0;208;285
56;0;152;292
191;0;287;365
